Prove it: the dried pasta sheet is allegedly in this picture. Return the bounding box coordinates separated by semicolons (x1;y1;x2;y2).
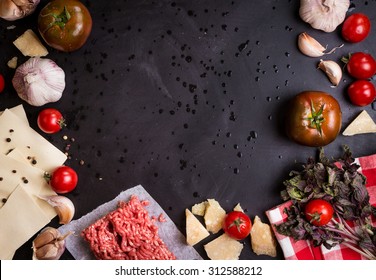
59;185;202;260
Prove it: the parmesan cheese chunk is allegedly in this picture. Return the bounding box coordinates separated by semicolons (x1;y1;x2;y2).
343;110;376;136
233;203;244;212
204;199;226;234
250;216;277;257
204;233;243;260
185;209;210;246
13;29;48;57
191;201;207;216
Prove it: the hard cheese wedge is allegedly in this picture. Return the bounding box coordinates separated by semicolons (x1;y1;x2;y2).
343;110;376;136
13;29;48;57
250;216;277;257
185;209;210;246
0;184;51;260
204;233;243;260
204;199;226;234
0;109;67;172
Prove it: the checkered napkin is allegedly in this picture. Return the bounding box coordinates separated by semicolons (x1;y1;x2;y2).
266;154;376;260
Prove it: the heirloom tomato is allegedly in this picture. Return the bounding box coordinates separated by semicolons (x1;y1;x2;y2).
285;91;342;147
304;199;334;227
341;13;371;43
222;211;252;240
50;166;78;194
38;0;92;52
37;108;66;134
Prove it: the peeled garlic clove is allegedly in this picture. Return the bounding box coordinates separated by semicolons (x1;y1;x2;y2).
39;195;75;224
298;32;343;57
32;227;72;260
318;59;342;86
299;0;350;32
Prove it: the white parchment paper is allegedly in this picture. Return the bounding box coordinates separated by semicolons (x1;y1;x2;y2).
59;185;202;260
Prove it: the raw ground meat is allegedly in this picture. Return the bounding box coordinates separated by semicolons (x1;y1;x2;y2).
81;195;176;260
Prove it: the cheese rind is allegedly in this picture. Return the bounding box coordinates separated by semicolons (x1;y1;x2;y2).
13;29;48;57
204;199;226;234
250;216;277;257
204;233;243;260
343;110;376;136
185;209;210;246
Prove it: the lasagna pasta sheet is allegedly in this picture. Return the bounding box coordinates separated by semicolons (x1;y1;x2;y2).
59;185;202;260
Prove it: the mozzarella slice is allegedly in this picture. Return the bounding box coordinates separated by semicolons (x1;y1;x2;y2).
343;110;376;136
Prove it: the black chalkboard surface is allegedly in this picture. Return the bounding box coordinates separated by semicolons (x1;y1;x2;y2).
2;0;375;260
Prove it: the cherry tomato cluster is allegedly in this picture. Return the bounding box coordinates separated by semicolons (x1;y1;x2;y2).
341;13;376;107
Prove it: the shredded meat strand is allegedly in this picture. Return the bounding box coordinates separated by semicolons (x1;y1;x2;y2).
81;195;176;260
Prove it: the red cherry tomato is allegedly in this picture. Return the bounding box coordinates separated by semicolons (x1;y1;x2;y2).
344;52;376;80
50;166;78;194
347;80;376;106
222;211;252;240
0;74;5;93
342;13;371;43
304;199;334;227
37;108;65;134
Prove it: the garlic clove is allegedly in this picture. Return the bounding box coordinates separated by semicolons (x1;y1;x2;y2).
32;227;72;260
318;59;342;86
298;32;343;57
298;32;327;57
299;0;350;32
39;195;75;224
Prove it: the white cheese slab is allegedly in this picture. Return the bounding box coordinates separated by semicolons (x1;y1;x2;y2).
0;109;67;172
204;233;243;260
343;110;376;136
0;153;56;216
0;104;29;125
0;184;51;260
185;208;210;246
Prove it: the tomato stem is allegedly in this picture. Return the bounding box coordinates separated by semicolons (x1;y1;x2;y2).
305;100;325;135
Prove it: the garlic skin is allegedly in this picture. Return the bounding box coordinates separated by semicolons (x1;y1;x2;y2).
12;57;65;106
32;227;72;260
299;0;350;32
298;32;343;57
318;59;342;86
0;0;40;21
39;195;75;224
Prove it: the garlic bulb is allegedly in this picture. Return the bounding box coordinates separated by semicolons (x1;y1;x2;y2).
12;57;65;106
32;227;72;260
39;195;75;224
0;0;40;21
298;32;343;57
318;59;342;86
299;0;350;32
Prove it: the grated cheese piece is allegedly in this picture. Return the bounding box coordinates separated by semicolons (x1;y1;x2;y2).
233;203;244;212
204;199;226;234
13;29;48;57
185;209;210;246
7;56;18;69
204;233;243;260
250;216;277;257
343;110;376;136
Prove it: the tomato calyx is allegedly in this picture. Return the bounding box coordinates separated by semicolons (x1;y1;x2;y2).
228;217;247;233
43;6;71;32
305;211;324;225
306;101;325;135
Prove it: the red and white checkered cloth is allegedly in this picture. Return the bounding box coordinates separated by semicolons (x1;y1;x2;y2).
266;153;376;260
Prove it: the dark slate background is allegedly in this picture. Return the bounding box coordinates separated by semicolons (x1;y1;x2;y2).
1;0;375;260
